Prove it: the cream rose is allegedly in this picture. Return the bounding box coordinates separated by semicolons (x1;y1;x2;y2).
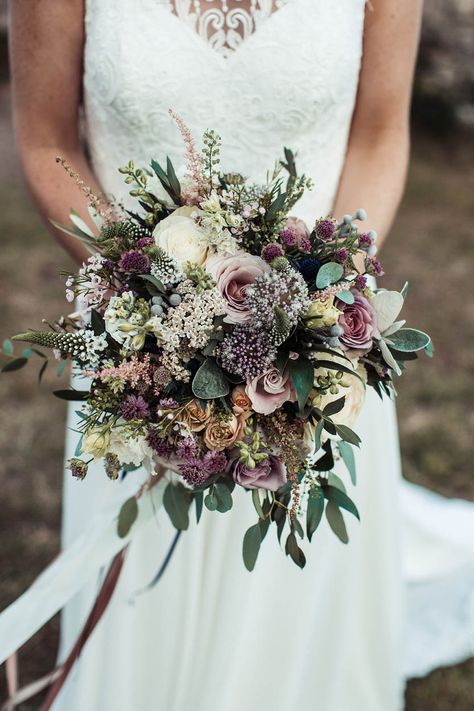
81;426;110;459
153;206;208;266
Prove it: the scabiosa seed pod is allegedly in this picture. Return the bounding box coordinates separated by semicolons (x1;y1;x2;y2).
104;453;121;480
315;218;336;241
261;243;284;263
67;458;89;480
119;250;151;274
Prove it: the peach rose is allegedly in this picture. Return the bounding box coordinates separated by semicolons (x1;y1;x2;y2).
204;414;245;451
182;399;213;432
231;385;253;418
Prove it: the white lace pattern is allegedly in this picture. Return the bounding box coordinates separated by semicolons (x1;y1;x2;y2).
159;0;291;57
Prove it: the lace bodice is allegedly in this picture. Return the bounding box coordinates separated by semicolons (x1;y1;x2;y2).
83;0;367;223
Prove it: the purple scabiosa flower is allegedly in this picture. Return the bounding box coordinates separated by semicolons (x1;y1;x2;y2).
146;430;174;457
279;228;298;248
157;398;179;411
315;218;336;241
202;450;227;475
335;248;349;264
358;233;373;248
135;236;154;250
179;459;210;487
119;250;151;274
365;256;384;276
261;243;284;263
299;235;312;253
295;257;321;282
355;274;367;290
220;325;276;379
120;394;150;420
176;436;199;461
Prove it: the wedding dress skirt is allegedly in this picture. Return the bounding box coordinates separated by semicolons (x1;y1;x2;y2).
1;1;473;710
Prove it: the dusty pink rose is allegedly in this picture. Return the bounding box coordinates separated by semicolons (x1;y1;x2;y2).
286;216;310;243
205;253;270;324
337;291;379;355
229;453;287;491
245;367;297;416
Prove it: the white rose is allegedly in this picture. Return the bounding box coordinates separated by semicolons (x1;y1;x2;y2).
153;207;208;266
81;426;110;459
108;422;154;468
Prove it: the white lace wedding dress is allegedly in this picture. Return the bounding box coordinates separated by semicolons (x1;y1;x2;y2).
11;1;474;709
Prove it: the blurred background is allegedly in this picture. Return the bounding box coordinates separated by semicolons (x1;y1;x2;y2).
0;1;473;708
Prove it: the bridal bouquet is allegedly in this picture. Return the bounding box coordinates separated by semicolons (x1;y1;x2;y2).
2;113;432;569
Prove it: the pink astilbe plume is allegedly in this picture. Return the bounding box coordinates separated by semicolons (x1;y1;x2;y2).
169;109;208;204
90;354;153;388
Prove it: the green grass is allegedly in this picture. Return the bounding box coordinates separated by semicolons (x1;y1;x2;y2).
0;130;473;708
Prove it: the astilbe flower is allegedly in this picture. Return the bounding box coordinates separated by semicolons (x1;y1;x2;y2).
119;250;151;274
94;353;153;388
120;394;150;421
220;325;276;379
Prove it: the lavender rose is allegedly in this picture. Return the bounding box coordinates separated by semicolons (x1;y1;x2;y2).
337;291;379;355
246;367;296;416
205;253;270;324
229;453;287;491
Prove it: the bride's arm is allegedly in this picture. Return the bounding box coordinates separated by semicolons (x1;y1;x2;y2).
10;0;98;264
333;0;423;247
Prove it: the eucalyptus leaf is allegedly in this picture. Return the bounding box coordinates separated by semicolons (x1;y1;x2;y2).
117;496;139;538
285;532;306;568
1;357;28;373
306;488;324;542
192;358;230;400
214;482;233;513
273;504;287;543
316;262;344;289
37;356;48;382
338;441;356;485
2;339;14;356
194;492;204;524
337;290;355;305
204;493;218;511
53;389;89;401
252;488;265;520
327;473;347;494
242;523;262;572
323;396;346;417
325;501;349;543
163;483;190;530
289;356;314;411
334;424;361;447
323;484;360;520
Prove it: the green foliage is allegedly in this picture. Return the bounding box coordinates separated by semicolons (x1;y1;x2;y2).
242;523;262;572
163;483;191;530
315;262;344;289
192;358;230;399
285;532;306;568
338;441;357;485
387;328;432;353
289;356;314;411
307;487;325;542
117;496;139;538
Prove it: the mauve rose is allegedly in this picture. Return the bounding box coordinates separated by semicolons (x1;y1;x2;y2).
246;367;297;416
286;216;310;243
229;453;287;491
205;253;270;324
337;291;379;355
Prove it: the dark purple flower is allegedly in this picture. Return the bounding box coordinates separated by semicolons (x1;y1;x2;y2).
365;257;384;276
261;243;284;263
358;233;373;248
146;430;174;457
135;236;154;250
120;394;150;420
335;249;349;264
354;275;367;290
202;450;227;475
295;257;321;281
299;235;312;253
315;218;336;241
179;458;210;487
228;453;287;492
176;436;199;461
157;398;178;411
119;250;151;274
279;228;298;247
